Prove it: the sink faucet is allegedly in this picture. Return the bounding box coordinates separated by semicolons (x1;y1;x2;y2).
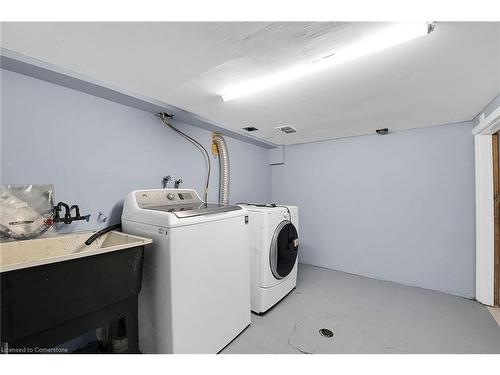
162;175;172;189
53;202;70;223
53;202;90;224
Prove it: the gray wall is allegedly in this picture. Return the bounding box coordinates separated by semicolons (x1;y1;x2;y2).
1;69;271;233
0;68;478;298
271;123;476;298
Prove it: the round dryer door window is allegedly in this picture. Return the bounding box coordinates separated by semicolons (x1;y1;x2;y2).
269;220;299;279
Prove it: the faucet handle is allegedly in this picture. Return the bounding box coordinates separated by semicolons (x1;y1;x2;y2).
162;175;172;189
70;205;81;217
98;211;108;223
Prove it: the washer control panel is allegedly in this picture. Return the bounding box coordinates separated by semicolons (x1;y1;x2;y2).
135;189;202;208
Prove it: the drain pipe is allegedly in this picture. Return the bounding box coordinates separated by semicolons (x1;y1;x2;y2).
212;133;230;205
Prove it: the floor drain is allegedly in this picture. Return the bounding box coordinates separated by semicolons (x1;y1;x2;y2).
319;328;334;338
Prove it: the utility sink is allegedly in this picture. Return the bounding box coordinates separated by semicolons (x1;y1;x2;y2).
0;231;152;353
0;231;152;273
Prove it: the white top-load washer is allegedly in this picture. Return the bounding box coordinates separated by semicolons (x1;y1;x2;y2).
122;189;251;353
241;204;299;313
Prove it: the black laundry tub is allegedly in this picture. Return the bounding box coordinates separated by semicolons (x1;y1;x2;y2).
0;231;151;353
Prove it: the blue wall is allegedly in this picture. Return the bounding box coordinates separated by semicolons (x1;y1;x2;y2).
271;123;476;298
1;68;479;299
1;69;271;233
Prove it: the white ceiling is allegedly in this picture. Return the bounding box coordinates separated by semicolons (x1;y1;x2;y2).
1;22;499;145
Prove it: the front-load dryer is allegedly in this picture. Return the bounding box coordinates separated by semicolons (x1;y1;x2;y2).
241;205;299;313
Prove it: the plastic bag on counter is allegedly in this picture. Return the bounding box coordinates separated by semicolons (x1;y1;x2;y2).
0;184;55;241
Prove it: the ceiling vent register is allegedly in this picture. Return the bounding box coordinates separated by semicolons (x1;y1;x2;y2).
275;126;298;134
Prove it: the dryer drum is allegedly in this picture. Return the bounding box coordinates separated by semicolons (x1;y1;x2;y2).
269;220;299;279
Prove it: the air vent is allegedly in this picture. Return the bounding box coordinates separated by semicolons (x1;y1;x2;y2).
376;128;389;135
242;126;259;132
275;125;298;134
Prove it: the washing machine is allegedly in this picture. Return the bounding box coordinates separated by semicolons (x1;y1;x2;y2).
122;189;251;353
241;204;299;313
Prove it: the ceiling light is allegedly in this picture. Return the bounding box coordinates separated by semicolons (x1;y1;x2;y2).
221;22;435;102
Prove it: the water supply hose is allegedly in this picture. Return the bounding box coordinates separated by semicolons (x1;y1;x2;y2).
158;113;211;203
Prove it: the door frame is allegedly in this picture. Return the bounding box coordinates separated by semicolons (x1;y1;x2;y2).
492;132;499;307
474;106;500;306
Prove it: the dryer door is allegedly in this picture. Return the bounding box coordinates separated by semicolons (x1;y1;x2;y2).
269;220;299;279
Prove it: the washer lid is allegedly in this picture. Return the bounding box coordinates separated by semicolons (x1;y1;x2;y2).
270;221;299;279
144;203;242;218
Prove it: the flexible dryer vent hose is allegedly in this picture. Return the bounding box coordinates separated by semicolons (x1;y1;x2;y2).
212;134;230;205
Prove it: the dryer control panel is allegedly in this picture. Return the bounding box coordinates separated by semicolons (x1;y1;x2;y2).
135;189;202;208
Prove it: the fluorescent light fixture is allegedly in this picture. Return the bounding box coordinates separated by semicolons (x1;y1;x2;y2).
221;22;435;102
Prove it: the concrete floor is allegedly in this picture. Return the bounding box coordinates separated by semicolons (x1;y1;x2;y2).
222;264;500;353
